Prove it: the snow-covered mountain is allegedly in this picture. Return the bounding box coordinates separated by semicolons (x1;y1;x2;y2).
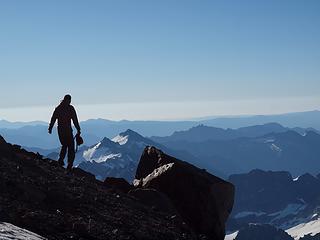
73;129;207;182
74;129;156;181
225;218;320;240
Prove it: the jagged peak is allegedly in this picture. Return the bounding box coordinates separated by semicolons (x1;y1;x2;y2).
112;129;146;145
98;137;119;148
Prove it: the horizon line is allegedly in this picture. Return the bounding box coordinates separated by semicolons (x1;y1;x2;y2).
1;109;319;124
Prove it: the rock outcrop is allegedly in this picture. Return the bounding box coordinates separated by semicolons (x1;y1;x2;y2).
103;177;134;193
128;188;177;214
134;146;235;240
0;136;196;240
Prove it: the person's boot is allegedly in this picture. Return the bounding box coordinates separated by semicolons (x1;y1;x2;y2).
66;163;73;173
57;159;65;167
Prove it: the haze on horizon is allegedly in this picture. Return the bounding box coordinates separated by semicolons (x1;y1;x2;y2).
1;1;319;122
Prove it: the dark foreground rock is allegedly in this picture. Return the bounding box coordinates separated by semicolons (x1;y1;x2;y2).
128;188;177;214
134;146;235;240
104;177;134;193
0;136;196;240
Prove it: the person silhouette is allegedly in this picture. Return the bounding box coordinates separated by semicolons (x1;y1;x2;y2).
48;94;81;171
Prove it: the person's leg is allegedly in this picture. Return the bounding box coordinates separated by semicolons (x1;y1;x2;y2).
58;145;67;166
67;140;75;171
65;129;75;171
57;127;67;166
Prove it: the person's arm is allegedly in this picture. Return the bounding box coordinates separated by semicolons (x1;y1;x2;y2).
48;108;58;134
71;106;81;133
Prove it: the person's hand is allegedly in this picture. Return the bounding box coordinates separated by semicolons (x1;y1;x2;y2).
48;128;52;134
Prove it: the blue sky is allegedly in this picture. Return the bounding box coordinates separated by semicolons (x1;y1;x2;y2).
0;0;319;121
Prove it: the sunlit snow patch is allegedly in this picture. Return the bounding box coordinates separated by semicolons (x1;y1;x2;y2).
0;222;46;240
270;143;282;152
112;135;129;145
286;218;320;240
293;176;300;181
224;231;239;240
269;204;306;222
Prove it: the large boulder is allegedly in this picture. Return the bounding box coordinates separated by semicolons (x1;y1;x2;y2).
134;146;235;240
128;188;177;214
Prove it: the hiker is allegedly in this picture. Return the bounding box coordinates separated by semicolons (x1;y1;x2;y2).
48;94;81;171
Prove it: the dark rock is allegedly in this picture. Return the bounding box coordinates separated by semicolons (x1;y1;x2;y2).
0;135;6;143
128;188;177;214
135;146;173;180
104;177;134;193
12;144;22;151
72;167;97;182
235;224;293;240
135;146;235;240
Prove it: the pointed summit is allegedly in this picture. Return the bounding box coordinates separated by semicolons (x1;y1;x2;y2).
112;129;147;145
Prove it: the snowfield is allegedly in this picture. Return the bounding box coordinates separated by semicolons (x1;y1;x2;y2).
224;231;239;240
286;218;320;240
112;134;129;145
0;222;46;240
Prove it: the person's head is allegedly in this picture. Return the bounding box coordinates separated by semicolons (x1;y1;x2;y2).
62;94;72;105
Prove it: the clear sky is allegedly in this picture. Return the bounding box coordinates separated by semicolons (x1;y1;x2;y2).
1;0;319;121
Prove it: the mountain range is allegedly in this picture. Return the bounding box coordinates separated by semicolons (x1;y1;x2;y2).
74;129;213;182
225;169;320;240
1;110;319;149
152;126;320;177
12;123;319;181
150;122;313;143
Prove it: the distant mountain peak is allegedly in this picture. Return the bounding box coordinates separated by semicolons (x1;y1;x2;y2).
99;137;119;148
112;129;146;145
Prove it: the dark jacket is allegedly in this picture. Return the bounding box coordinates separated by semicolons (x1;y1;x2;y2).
49;103;81;132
